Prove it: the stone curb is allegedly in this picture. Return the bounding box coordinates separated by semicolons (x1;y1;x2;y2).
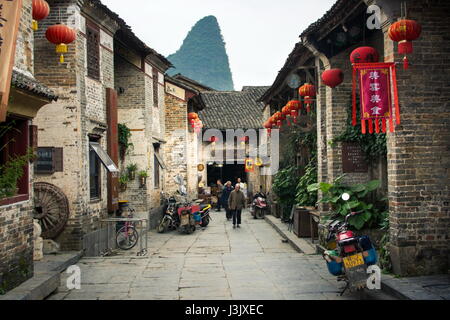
264;215;317;255
0;251;83;300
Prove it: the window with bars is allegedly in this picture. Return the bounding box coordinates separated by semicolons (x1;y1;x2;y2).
35;147;63;174
152;68;159;107
86;22;100;80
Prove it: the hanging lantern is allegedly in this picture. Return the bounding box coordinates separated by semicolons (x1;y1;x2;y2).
350;46;380;64
288;100;301;123
274;112;283;128
388;19;422;70
321;69;344;88
240;136;249;147
209;136;217;143
299;84;316;113
194;120;203;134
282;105;291;126
32;0;50;31
45;24;76;63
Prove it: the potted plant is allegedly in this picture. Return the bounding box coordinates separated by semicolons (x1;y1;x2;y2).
138;170;148;188
119;174;129;192
127;163;138;180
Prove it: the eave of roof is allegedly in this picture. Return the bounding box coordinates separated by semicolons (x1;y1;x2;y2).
89;0;173;69
172;74;216;92
165;75;200;95
11;69;58;101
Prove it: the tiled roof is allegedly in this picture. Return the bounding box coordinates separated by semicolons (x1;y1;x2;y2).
11;69;58;101
198;86;270;130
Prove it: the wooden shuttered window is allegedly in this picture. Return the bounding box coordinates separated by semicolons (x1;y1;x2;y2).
86;22;100;80
35;147;63;174
152;68;159;107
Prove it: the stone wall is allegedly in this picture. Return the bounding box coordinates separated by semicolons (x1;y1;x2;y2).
378;0;450;275
1;0;35;293
33;0;117;250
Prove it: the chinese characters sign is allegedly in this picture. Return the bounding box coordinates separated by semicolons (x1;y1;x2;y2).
0;0;22;122
342;142;368;173
352;62;400;134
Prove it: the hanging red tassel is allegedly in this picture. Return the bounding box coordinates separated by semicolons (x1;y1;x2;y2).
375;119;380;133
352;68;357;126
389;116;395;133
382;118;387;133
391;64;401;125
368;119;374;134
403;56;409;70
361;119;367;134
287;118;291;126
307;104;311;113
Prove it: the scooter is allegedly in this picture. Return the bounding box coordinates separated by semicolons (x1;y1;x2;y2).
193;203;212;228
251;191;268;219
323;193;378;295
157;193;180;233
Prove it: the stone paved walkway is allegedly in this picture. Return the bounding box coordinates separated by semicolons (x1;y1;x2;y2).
47;210;388;300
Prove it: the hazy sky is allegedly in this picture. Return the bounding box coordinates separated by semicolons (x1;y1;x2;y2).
102;0;336;90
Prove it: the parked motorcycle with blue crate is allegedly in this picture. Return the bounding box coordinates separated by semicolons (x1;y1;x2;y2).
323;193;379;295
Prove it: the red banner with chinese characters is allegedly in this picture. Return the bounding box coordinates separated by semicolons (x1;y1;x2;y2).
352;63;400;134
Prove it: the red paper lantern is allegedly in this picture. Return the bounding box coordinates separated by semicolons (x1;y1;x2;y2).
45;24;76;63
388;19;422;70
32;0;50;31
209;136;217;143
188;112;198;120
321;69;344;88
350;46;380;64
299;84;316;113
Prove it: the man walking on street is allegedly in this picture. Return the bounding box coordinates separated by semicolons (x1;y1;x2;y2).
215;179;224;212
228;184;246;229
221;181;234;220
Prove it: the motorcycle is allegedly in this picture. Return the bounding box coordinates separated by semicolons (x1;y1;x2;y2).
157;193;180;233
192;202;212;228
251;191;268;219
322;193;378;295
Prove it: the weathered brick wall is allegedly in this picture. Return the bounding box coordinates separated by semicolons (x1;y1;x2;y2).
33;0;116;250
115;56;151;218
164;92;189;196
379;0;450;275
1;0;35;293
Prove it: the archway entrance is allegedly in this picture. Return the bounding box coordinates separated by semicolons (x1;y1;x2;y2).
207;163;246;186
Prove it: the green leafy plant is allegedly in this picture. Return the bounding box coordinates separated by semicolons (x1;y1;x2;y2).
119;173;129;185
138;170;148;178
295;155;318;206
307;176;387;230
331;96;387;161
118;123;133;160
272;166;300;220
127;163;138;173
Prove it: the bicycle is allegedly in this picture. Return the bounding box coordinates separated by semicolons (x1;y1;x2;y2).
115;203;139;250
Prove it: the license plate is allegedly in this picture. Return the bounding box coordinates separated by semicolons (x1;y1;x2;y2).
343;253;365;269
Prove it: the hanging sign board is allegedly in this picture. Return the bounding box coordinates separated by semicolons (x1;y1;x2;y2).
0;0;23;122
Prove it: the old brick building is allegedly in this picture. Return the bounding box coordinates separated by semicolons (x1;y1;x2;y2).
113;25;172;226
32;0;125;251
0;0;57;293
262;0;449;275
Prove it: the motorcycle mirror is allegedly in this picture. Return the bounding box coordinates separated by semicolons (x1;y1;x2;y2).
341;193;350;201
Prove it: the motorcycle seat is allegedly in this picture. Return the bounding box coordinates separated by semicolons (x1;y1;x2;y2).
200;204;211;211
338;237;359;247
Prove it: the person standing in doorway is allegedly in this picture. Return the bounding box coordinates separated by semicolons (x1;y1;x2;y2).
228;184;246;229
216;179;224;212
221;181;233;220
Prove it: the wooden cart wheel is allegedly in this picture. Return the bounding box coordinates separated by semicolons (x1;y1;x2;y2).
33;182;70;239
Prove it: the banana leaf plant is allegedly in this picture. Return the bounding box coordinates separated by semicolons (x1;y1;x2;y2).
307;175;386;230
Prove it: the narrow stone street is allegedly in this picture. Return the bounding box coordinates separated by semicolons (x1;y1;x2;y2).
47;211;388;300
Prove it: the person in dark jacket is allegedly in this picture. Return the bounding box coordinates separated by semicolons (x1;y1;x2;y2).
215;179;224;212
228;184;246;228
221;181;233;220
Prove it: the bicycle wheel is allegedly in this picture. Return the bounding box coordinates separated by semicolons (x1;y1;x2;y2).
116;226;139;250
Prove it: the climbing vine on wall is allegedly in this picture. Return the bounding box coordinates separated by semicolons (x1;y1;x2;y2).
331;96;387;161
118;123;133;160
